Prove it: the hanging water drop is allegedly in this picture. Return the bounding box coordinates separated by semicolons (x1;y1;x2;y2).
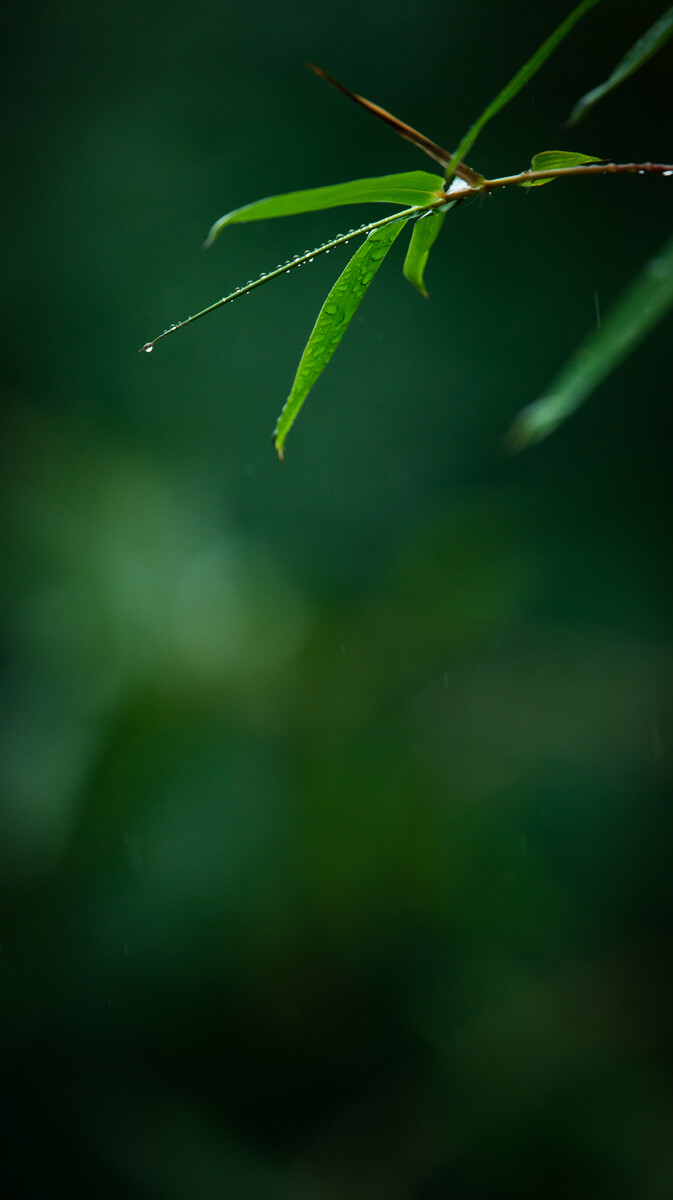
663;170;673;177
143;344;153;353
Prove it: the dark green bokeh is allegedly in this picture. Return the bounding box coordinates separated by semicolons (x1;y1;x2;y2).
2;1;673;1195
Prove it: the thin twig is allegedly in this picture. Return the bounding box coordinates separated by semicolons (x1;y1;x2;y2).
483;161;673;190
139;205;432;352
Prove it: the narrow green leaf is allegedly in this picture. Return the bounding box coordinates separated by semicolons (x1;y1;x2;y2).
519;149;604;186
568;6;673;125
403;211;447;296
205;172;443;246
273;219;408;460
446;0;602;180
507;229;673;448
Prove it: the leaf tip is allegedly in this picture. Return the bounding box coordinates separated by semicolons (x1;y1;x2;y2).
564;103;582;129
505;399;562;452
405;274;429;298
203;223;219;249
502;422;528;456
273;431;285;464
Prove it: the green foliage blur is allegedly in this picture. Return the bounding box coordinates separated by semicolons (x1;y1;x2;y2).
2;0;673;1195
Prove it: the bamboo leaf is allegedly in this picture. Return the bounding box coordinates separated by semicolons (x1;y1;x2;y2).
568;6;673;125
273;219;408;460
446;0;603;180
507;229;673;448
403;211;447;296
519;149;604;186
205;172;443;246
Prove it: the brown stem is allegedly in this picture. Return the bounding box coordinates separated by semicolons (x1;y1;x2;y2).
306;64;484;188
482;161;673;190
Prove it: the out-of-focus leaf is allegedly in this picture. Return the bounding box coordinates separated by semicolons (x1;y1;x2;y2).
519;149;604;186
508;229;673;447
403;211;447;296
568;6;673;125
205;172;443;246
446;0;602;180
273;219;408;460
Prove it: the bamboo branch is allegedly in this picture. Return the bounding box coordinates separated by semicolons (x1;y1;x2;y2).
483;161;673;189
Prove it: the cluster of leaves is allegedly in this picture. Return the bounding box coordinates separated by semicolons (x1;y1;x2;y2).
143;0;673;460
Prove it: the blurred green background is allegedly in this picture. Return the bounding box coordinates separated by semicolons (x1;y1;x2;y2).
2;0;673;1194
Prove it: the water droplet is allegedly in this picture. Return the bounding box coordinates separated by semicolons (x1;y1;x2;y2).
663;170;673;177
143;344;153;353
308;257;314;263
